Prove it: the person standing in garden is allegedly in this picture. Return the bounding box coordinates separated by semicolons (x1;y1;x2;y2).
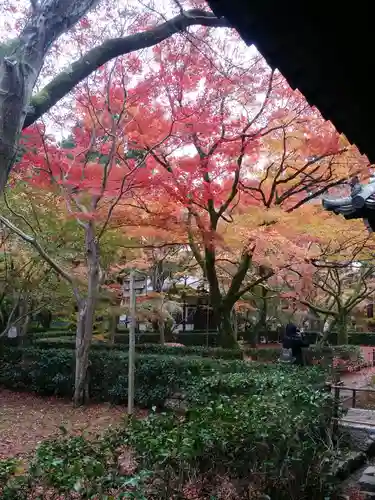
282;323;310;365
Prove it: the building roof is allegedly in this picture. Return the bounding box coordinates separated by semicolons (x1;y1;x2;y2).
207;1;374;162
322;179;375;230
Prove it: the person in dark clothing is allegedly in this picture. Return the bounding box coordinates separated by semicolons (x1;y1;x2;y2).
282;323;310;365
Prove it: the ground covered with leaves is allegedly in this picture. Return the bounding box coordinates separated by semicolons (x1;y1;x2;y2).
0;389;146;460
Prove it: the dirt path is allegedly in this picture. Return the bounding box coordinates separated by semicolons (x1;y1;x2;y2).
0;389;146;460
340;365;375;388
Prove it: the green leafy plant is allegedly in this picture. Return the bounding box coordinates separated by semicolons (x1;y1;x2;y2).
0;346;258;406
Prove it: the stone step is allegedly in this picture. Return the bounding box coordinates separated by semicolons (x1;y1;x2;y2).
359;466;375;493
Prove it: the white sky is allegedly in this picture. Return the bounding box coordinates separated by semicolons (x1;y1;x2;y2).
1;0;261;139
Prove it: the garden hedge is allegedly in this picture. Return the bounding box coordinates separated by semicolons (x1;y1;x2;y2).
0;346;329;408
31;330;75;340
33;338;244;359
22;326;375;348
0;351;335;499
307;331;375;346
0;347;261;407
244;344;362;365
32;338;364;369
116;330;219;346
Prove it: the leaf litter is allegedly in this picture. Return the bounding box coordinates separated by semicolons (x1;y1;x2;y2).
0;389;147;460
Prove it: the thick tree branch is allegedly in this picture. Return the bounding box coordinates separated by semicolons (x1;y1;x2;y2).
24;9;229;128
232;270;274;304
222;246;260;308
0;0;101;192
187;212;205;271
0;215;74;285
299;299;334;317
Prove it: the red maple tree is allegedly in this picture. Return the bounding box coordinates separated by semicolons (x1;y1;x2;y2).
7;81;155;404
116;35;368;347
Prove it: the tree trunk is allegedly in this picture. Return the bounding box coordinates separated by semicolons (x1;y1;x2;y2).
73;222;100;406
216;308;237;348
109;313;117;345
20;313;30;345
16;296;30;344
252;286;268;346
74;302;89;406
159;321;165;346
336;313;349;345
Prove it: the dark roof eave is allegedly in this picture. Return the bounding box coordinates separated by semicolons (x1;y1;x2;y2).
206;0;374;162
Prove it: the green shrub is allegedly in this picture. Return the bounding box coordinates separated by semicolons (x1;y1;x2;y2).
0;392;335;499
0;345;327;411
244;344;364;367
244;346;281;362
321;331;375;346
115;330;219;346
0;459;19;487
119;385;336;499
0;337;20;348
0;436;150;498
278;330;375;346
135;344;243;359
0;347;256;407
31;330;75;340
0;346;335;499
114;332;160;344
184;365;327;405
309;344;361;360
177;330;218;346
33;337;76;349
33;339;243;359
348;332;375;346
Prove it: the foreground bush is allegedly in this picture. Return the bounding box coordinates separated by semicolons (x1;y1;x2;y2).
0;435;151;499
0;344;338;499
0;370;337;499
184;365;327;405
122;393;336;499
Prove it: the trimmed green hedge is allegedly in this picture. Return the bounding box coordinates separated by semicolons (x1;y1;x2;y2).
31;330;75;340
184;366;327;405
32;338;363;366
0;346;328;408
244;344;362;365
135;343;243;359
114;332;159;344
347;332;375;346
279;330;375;346
28;322;73;334
116;330;219;346
0;347;257;407
309;344;361;360
33;338;244;359
244;347;281;362
23;325;375;348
